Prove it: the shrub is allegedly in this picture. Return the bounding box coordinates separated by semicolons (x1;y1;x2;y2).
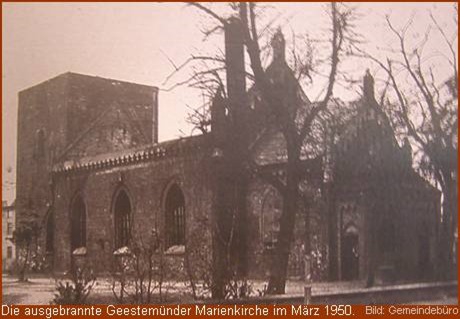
52;267;96;305
11;221;41;282
111;229;164;304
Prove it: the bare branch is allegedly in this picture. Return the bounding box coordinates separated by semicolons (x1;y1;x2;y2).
386;15;445;142
299;2;344;142
162;55;225;86
378;74;391;106
202;25;225;41
186;3;227;26
159;48;179;71
162;67;226;92
430;11;458;95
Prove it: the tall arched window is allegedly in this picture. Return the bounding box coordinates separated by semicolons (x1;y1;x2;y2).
114;190;131;249
260;187;282;249
36;129;45;158
165;184;185;248
341;225;359;280
70;195;86;251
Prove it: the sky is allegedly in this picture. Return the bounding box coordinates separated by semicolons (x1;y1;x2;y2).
2;2;457;203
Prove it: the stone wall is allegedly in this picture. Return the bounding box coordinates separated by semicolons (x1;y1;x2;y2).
16;72;158;250
246;178;329;281
329;90;441;283
52;136;213;275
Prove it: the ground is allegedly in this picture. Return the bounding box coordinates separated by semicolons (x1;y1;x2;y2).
2;274;457;305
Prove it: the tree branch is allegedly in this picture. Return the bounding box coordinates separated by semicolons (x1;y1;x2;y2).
186;3;227;26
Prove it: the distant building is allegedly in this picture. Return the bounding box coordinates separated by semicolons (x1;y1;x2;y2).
2;200;16;272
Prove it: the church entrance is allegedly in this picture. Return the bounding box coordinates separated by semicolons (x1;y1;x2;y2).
341;233;359;280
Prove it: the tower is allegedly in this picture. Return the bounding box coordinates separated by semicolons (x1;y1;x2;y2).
15;73;158;247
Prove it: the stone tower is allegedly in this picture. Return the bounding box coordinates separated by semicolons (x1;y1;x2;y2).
15;73;158;248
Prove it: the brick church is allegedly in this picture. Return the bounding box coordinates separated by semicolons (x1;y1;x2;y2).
16;21;440;283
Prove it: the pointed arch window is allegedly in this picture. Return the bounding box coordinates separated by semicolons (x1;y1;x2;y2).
114;190;132;249
70;195;86;251
36;129;45;158
260;187;282;249
165;184;185;248
46;211;55;253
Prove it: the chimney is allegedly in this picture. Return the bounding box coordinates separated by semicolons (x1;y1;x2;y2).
271;28;286;62
211;88;226;145
225;17;247;126
402;137;412;165
363;69;375;101
152;89;159;143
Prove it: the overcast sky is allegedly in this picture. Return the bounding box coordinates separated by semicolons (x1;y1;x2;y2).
2;2;456;202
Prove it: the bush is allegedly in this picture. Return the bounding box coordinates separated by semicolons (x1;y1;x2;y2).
52;267;96;305
111;229;164;304
11;221;41;282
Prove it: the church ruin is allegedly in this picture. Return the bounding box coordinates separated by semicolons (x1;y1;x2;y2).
15;19;440;284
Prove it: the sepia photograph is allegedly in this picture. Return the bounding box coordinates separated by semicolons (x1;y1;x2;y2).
2;2;458;305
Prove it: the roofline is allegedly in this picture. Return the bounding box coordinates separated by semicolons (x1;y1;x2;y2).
19;71;158;95
52;134;210;175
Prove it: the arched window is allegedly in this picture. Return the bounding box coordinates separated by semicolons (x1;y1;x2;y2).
70;195;86;251
46;211;55;253
341;225;359;280
260;187;282;249
36;129;45;158
114;190;131;249
165;184;185;248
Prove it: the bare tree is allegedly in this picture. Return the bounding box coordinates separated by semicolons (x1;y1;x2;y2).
185;2;358;294
240;2;358;294
363;6;458;279
11;220;41;281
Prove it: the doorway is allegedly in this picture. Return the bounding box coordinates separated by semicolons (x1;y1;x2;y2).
341;232;359;280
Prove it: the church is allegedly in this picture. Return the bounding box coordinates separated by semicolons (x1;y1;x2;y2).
15;20;440;284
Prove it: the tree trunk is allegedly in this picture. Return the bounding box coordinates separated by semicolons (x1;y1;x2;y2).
327;182;339;281
438;175;457;280
211;170;230;300
365;219;377;287
267;153;301;294
303;199;311;279
211;156;249;299
18;243;31;282
236;171;249;279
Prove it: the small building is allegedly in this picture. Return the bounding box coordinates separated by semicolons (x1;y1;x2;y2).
328;72;441;283
2;200;16;272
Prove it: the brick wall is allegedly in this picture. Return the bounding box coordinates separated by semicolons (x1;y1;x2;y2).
52;136;213;275
16;73;158;248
